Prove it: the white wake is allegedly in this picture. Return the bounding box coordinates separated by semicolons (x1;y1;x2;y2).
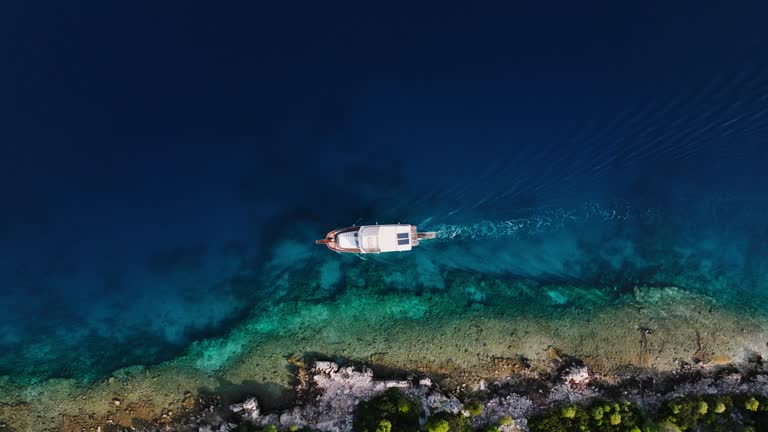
425;202;634;241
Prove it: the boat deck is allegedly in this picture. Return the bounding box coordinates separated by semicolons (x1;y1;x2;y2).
316;224;429;254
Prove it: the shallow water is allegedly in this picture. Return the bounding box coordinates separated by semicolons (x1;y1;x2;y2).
1;4;768;387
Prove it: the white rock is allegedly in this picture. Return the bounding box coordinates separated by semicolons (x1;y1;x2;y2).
424;392;464;415
229;397;260;421
565;366;590;386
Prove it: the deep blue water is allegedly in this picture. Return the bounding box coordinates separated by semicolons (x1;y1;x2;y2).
1;3;768;382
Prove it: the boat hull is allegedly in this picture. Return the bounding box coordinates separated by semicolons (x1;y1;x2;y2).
316;224;435;253
315;226;363;253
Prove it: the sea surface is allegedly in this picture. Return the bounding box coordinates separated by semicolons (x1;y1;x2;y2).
1;3;768;385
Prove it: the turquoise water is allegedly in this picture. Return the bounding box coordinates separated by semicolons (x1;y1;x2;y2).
7;188;765;384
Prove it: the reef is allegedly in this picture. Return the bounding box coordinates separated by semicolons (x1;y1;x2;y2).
1;281;768;431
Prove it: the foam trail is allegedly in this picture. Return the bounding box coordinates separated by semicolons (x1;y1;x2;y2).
427;202;634;241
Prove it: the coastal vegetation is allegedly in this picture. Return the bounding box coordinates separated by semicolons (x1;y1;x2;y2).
230;392;768;432
528;394;768;432
465;400;484;417
352;388;421;432
529;400;643;432
231;392;768;432
424;412;471;432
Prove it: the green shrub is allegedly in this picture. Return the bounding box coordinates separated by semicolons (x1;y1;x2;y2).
498;415;513;426
745;397;759;412
352;388;420;432
465;400;484;416
657;421;682;432
263;426;278;432
530;400;642;432
653;394;762;431
375;419;391;432
481;426;499;432
660;396;705;430
562;406;577;419
425;418;449;432
711;395;733;416
610;412;622;425
697;400;708;415
425;412;470;432
592;406;605;420
713;401;726;414
642;421;660;432
397;398;410;413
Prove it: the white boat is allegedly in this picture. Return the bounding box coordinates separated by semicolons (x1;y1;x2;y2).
315;224;436;254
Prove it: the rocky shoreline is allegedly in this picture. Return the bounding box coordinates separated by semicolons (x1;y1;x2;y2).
2;285;768;431
29;354;766;432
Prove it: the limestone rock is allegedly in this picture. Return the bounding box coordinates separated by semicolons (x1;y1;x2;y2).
229;397;260;422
